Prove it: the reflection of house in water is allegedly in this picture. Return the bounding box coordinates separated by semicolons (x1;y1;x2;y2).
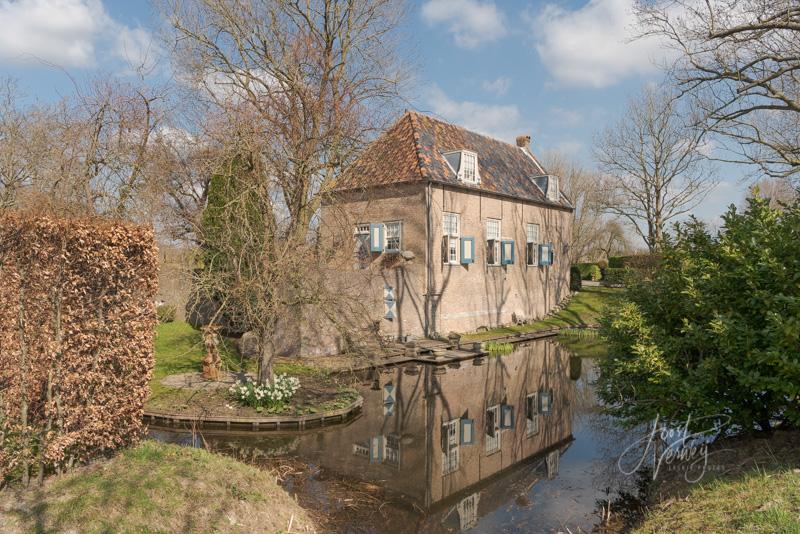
291;339;575;514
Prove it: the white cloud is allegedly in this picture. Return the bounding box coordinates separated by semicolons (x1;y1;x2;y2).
531;0;671;88
481;76;511;96
0;0;157;69
425;85;526;142
421;0;506;48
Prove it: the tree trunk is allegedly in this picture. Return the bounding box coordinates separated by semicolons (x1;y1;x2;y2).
257;330;275;386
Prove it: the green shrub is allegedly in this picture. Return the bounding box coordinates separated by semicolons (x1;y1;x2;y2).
602;267;626;286
570;265;582;291
608;256;624;268
156;304;177;323
485;341;513;354
598;197;800;433
577;263;601;281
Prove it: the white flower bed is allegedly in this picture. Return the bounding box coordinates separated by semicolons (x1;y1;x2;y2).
228;374;301;411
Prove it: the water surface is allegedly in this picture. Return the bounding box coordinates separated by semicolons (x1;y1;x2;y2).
152;339;641;533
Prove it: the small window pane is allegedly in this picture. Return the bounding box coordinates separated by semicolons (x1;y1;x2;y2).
443;213;459;236
526;223;539;243
385;221;401;251
486;219;500;240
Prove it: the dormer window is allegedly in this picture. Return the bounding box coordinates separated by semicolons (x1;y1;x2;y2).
462;151;477;183
547;175;559;202
443;150;480;185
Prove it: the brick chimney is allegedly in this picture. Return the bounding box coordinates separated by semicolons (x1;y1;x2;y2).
516;134;531;149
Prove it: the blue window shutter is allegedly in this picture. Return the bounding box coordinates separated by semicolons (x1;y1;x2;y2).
460;418;475;445
501;240;514;265
370;435;384;463
460;237;474;264
539;244;551;266
539;390;552;415
370;223;384;252
500;405;514;428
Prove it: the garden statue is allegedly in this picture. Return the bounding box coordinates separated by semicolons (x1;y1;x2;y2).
201;325;222;380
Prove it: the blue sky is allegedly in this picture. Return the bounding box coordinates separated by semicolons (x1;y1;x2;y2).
0;0;747;227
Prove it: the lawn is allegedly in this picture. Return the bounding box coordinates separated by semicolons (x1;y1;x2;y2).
149;321;359;417
461;286;622;342
0;440;316;533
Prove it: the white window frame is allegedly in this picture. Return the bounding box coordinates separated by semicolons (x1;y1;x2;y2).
526;223;540;267
443;212;460;265
442;419;460;475
384;221;402;252
486;219;501;266
461;151;479;184
384;434;401;468
354;223;371;269
547;175;559;202
485;404;501;454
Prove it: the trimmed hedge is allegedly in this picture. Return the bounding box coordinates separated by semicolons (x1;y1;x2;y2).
602;267;626;286
0;213;157;485
569;265;582;291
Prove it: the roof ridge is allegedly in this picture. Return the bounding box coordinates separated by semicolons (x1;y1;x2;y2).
406;111;429;181
406;110;527;154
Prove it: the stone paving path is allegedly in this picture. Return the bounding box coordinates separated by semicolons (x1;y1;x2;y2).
160;371;248;390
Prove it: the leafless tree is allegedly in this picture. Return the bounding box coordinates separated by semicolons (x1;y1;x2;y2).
541;150;623;263
163;0;408;384
745;176;799;209
594;86;717;252
636;0;800;181
0;76;170;221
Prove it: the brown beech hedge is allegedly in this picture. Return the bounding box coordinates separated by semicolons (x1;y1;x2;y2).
0;213;158;485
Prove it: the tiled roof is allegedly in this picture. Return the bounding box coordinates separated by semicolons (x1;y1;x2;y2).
335;111;572;210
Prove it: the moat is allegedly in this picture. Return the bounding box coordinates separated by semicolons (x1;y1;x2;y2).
151;338;644;533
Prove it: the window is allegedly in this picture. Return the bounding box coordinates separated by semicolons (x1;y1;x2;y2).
443;212;459;235
354;224;370;268
442;213;460;264
486;219;501;266
462;151;478;184
547;175;559;201
485;405;501;454
525;393;540;437
526;223;540;266
385;434;401;468
385;221;401;252
442;419;460;474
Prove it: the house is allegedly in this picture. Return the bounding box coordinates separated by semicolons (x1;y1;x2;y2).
322;111;573;343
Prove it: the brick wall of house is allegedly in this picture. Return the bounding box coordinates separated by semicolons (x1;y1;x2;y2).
323;182;573;343
429;183;573;335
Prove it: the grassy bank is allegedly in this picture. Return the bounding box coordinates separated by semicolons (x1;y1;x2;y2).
634;429;800;534
636;469;800;533
462;286;622;342
0;440;316;533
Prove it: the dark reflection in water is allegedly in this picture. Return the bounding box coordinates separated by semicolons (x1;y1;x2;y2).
151;339;642;533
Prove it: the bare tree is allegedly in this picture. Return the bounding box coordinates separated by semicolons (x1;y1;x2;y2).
636;0;800;181
0;76;170;222
541;151;607;263
745;176;799;209
163;0;408;384
594;86;716;252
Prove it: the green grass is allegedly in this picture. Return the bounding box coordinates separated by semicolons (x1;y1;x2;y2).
151;321;253;397
556;328;609;358
635;468;800;534
0;440;316;533
462;286;622;342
